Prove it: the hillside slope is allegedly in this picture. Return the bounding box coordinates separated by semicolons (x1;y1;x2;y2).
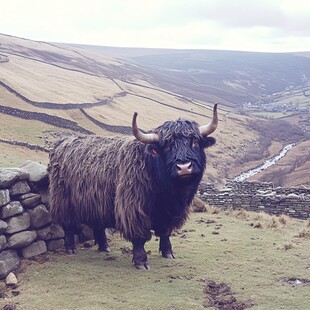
69;43;310;107
0;34;309;187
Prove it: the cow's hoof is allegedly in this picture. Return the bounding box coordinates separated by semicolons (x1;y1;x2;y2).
67;249;76;255
134;262;150;270
98;247;111;253
162;252;175;259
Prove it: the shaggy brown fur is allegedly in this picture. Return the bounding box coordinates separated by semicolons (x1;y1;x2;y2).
49;135;159;241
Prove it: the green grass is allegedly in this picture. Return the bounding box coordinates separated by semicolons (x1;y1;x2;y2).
250;111;291;119
273;90;310;106
0;151;48;168
0;123;48;145
0;143;48;168
2;212;310;310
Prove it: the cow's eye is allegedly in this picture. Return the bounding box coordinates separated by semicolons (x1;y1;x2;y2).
192;138;200;147
151;148;158;155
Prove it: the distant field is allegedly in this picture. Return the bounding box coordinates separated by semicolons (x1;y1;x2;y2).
250;111;292;118
273;88;310;106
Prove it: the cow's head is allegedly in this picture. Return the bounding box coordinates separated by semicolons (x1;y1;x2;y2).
132;104;218;183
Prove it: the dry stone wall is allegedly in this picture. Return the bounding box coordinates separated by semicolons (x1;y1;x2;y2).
0;161;64;280
198;181;310;219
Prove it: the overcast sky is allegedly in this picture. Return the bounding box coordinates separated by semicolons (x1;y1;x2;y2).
1;0;310;52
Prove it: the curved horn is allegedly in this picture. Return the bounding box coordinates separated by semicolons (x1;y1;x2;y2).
132;112;159;144
199;104;218;136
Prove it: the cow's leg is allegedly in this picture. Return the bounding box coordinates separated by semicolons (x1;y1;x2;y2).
132;239;150;270
159;235;175;259
64;226;76;254
93;227;111;252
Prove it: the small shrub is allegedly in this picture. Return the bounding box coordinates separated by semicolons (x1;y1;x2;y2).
206;205;220;214
278;214;290;225
297;227;310;239
234;209;249;220
224;208;250;220
229;210;293;230
269;217;279;229
224;208;234;216
252;212;265;221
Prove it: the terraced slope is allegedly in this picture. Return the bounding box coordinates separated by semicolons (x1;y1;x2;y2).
0;34;309;187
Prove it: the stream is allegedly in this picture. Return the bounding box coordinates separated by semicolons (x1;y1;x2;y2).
232;143;295;182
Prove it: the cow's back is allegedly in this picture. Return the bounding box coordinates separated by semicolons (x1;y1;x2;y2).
48;135;127;227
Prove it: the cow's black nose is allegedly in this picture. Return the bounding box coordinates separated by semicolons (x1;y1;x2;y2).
176;162;193;176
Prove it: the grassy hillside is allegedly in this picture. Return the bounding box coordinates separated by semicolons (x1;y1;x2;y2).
0;33;309;187
1;210;310;310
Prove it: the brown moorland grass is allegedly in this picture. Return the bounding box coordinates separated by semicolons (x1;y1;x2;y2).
1;56;121;103
0;143;48;167
297;220;310;239
1;211;310;310
0;114;61;145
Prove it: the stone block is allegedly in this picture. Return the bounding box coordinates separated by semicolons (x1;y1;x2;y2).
6;272;18;286
0;189;10;207
0;250;20;279
0;201;24;219
37;224;65;240
19;193;41;208
7;230;37;249
28;204;51;229
0;168;29;189
9;180;31;196
47;239;65;251
5;212;30;234
19;160;48;183
0;235;7;251
0;219;8;233
22;240;47;258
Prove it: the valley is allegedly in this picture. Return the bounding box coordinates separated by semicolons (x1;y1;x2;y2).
0;33;309;187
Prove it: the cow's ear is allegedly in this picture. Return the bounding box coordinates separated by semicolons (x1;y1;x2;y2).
202;137;216;148
146;144;160;156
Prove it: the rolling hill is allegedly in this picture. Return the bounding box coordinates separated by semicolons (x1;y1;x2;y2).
0;33;309;187
67;43;310;107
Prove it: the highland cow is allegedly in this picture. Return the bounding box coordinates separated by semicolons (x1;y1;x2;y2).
48;104;218;269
